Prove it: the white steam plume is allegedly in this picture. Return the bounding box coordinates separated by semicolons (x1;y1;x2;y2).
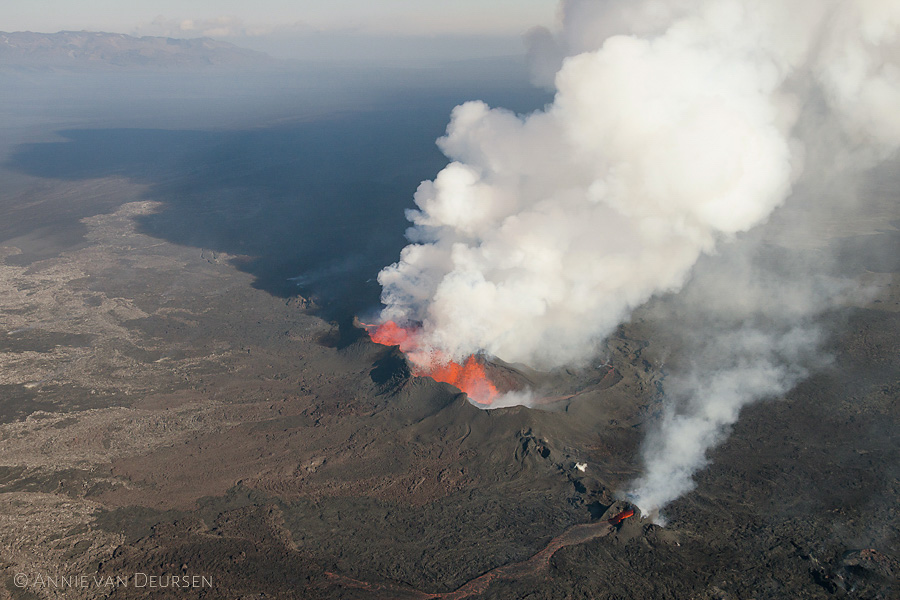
625;236;853;518
378;0;900;513
631;327;821;522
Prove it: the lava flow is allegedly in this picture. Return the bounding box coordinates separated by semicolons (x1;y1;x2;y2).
362;321;499;405
607;509;634;526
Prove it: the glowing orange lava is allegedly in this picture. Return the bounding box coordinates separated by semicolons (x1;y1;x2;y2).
366;320;416;352
428;355;499;404
607;509;634;525
362;321;499;404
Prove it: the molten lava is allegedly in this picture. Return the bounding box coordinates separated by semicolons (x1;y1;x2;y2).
362;321;499;405
607;509;635;526
367;320;416;352
428;356;499;404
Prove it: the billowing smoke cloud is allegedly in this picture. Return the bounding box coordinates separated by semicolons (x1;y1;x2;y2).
377;0;900;515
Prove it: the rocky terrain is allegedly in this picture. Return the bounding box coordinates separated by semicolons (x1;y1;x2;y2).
0;170;892;600
0;78;895;599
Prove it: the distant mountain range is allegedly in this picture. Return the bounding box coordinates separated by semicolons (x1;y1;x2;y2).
0;30;274;70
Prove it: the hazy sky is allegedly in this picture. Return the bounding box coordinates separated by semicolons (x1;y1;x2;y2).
6;0;557;37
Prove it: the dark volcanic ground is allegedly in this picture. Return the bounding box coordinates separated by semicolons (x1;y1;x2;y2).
0;68;896;600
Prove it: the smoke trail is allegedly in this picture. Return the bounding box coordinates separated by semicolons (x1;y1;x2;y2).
632;327;820;522
625;234;854;518
377;0;900;513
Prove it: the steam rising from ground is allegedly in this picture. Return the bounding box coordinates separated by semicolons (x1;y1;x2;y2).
626;237;855;518
377;0;900;516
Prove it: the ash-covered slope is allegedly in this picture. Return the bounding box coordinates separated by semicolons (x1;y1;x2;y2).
0;30;274;70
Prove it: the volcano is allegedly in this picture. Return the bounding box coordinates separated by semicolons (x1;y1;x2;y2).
361;320;502;405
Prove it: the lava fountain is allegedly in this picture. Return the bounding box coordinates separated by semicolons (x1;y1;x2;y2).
362;321;499;405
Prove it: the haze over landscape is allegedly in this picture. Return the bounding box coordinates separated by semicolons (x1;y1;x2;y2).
0;1;897;598
4;0;554;63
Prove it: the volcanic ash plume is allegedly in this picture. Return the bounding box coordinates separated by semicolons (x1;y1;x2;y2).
380;6;798;370
375;0;900;508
